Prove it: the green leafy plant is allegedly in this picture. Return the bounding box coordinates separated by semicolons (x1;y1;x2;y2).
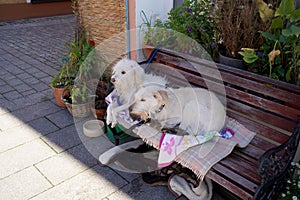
51;30;94;88
239;0;300;85
167;0;218;57
142;0;218;58
68;30;95;80
64;83;92;104
50;57;74;88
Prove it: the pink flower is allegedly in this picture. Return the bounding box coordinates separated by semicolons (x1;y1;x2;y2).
163;137;175;155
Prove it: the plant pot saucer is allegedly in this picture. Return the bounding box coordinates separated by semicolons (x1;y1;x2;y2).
83;119;105;137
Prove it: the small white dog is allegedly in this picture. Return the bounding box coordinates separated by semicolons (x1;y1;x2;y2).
129;85;226;135
106;58;168;127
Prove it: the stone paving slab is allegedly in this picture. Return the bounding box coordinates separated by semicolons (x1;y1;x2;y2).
41;125;83;153
0;106;9;116
45;109;75;128
0;111;25;131
0;139;55;179
31;165;128;200
0;166;52;200
107;178;175;200
11;101;61;123
36;145;97;185
0;123;43;153
26;117;60;136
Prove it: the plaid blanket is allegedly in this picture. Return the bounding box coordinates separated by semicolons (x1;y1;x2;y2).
117;116;256;180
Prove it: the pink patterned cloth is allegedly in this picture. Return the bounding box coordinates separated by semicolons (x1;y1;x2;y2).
158;131;218;168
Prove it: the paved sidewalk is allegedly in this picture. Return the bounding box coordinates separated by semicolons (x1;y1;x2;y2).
0;15;225;200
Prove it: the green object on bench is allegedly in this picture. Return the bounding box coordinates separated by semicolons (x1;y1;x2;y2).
106;124;130;145
106;123;139;145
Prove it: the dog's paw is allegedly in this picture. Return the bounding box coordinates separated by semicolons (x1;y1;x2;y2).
106;119;117;128
110;114;118;128
106;111;113;125
111;121;117;128
106;115;114;127
106;115;117;128
106;119;112;126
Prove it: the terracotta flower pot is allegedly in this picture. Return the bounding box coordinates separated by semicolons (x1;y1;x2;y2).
51;85;67;107
144;45;154;58
91;100;107;120
91;107;106;120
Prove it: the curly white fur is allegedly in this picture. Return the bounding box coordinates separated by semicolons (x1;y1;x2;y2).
130;85;226;135
106;58;167;127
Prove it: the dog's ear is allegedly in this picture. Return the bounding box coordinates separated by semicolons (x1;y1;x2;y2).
153;90;168;105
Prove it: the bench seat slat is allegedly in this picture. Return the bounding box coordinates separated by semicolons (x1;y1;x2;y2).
177;69;299;121
236;145;265;160
227;99;296;132
228;112;290;144
225;87;299;121
232;150;259;167
219;70;300;109
208;163;258;195
218;155;261;184
216;63;300;95
249;136;277;151
206;170;254;200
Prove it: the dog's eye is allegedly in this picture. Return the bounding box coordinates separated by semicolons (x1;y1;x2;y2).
121;71;126;74
140;98;146;102
153;94;157;98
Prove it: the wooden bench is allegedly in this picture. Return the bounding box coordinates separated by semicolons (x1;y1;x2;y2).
138;47;300;200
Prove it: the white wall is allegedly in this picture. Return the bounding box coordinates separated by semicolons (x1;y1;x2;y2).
133;0;173;60
135;0;173;28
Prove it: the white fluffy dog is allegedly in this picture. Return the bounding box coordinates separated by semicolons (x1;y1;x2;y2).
129;85;226;135
106;58;167;127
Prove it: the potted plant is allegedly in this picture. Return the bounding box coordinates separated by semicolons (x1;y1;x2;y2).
88;78;109;120
239;0;300;85
215;0;276;69
91;98;108;120
50;58;75;107
142;0;218;59
77;47;112;120
62;83;93;118
50;29;95;107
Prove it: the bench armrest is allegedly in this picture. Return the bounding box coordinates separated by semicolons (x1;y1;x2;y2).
254;122;300;200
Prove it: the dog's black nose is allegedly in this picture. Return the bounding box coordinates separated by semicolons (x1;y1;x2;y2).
130;113;140;121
